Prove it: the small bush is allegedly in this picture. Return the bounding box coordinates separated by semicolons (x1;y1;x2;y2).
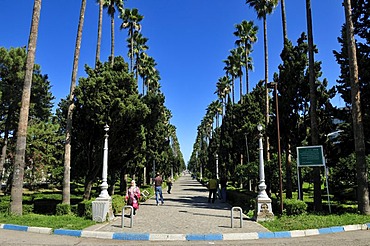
0;201;33;214
33;193;62;201
71;204;78;215
77;200;92;219
283;198;307;215
33;199;58;214
227;190;255;213
0;201;9;213
56;203;71;215
111;195;125;214
23;204;34;214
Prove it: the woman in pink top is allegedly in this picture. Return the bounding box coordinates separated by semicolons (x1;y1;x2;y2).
125;180;141;215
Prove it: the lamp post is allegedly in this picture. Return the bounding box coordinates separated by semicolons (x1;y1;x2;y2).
99;124;110;198
254;124;274;221
92;124;114;222
257;124;268;198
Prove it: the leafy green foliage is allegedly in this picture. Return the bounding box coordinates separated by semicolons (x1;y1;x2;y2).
0;46;55;188
56;203;72;216
26;119;64;188
283;198;308;216
111;194;125;215
77;200;93;219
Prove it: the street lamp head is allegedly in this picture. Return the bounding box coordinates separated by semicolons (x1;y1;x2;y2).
257;124;263;132
104;124;109;132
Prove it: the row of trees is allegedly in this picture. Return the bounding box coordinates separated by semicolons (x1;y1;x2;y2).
189;0;370;215
0;0;185;215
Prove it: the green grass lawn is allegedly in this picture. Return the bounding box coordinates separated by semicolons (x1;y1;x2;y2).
0;213;95;230
260;213;370;231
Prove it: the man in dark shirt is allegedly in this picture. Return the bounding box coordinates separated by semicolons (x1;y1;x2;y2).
153;173;164;206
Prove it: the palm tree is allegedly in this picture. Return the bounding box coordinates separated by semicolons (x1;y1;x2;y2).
120;8;144;74
10;0;42;215
231;47;245;103
207;100;223;129
63;0;86;205
234;20;258;94
103;0;124;66
305;0;321;211
137;52;149;94
95;0;103;67
280;0;288;44
246;0;278;160
215;75;231;116
138;54;158;95
343;0;370;215
130;31;148;83
223;54;239;104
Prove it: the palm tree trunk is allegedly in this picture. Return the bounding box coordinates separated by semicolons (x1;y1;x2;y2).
344;0;370;215
280;0;288;44
63;0;86;205
245;46;249;94
239;76;243;103
130;34;134;73
10;0;41;215
95;0;103;68
232;77;235;104
305;0;322;212
110;12;115;66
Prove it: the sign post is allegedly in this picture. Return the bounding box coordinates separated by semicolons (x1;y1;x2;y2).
296;145;331;213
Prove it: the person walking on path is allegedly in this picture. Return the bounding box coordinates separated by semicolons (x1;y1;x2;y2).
166;177;173;194
208;176;218;203
125;180;141;215
153;173;164;205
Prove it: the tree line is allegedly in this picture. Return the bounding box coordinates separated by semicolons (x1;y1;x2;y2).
0;0;185;215
188;0;370;215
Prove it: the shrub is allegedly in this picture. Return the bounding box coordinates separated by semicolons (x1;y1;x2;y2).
23;204;34;214
283;198;307;216
0;201;33;214
227;190;255;213
56;203;71;215
71;204;78;215
0;201;9;213
33;199;58;214
77;200;93;219
111;195;125;215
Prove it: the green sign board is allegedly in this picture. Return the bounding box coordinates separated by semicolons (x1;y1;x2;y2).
297;145;325;167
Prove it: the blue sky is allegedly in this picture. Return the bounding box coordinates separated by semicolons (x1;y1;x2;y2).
1;1;345;163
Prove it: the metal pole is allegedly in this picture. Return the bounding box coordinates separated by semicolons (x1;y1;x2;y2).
215;154;219;180
274;83;284;214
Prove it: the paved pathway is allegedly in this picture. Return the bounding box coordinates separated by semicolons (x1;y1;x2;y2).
85;173;269;234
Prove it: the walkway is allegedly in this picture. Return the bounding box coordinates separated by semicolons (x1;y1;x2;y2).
1;174;369;242
85;173;268;235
